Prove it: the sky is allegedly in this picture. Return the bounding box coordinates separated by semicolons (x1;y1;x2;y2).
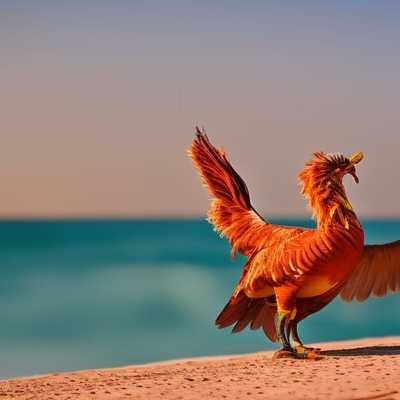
1;1;400;218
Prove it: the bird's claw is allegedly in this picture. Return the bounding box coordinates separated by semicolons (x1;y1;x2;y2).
273;347;322;360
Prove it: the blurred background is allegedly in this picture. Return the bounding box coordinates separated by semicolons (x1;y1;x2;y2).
0;1;399;378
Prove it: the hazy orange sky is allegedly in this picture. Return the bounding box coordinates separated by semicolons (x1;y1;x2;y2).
1;1;400;218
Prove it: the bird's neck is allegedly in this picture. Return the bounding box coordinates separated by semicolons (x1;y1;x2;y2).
303;177;360;230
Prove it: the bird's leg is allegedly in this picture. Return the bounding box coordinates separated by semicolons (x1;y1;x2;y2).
289;321;321;357
273;307;305;359
273;291;319;359
275;310;293;353
285;317;293;347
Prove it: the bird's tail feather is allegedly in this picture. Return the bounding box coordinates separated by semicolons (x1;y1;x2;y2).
215;291;278;342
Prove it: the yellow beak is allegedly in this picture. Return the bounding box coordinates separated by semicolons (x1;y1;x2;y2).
350;151;364;165
348;151;363;183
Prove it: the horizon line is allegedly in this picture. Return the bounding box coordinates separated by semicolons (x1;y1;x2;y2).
0;215;399;221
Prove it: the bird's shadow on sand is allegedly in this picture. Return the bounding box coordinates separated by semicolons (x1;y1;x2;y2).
321;345;400;357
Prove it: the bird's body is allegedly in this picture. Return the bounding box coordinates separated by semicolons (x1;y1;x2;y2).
188;129;400;357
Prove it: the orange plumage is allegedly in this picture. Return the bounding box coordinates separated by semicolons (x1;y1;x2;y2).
188;128;400;358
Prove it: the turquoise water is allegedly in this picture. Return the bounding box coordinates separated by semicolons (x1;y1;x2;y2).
0;219;399;378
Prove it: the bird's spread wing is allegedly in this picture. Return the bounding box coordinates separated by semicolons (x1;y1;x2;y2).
188;128;270;257
340;240;400;302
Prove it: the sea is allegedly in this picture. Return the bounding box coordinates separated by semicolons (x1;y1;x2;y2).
0;218;398;379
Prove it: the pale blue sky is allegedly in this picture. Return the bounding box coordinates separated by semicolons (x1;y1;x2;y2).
1;1;399;217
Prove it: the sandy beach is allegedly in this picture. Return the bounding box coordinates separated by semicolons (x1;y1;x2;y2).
0;337;399;400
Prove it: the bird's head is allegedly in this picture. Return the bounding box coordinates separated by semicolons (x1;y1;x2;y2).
325;151;364;184
299;151;364;191
299;151;364;225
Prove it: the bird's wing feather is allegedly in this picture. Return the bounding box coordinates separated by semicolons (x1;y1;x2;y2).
188;128;268;257
340;240;400;302
238;228;324;289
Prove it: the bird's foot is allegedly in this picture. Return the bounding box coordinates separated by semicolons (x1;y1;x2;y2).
272;348;295;359
293;348;321;360
293;351;323;360
295;345;321;353
273;347;322;360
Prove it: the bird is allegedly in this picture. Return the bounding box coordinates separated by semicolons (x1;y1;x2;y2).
188;127;400;359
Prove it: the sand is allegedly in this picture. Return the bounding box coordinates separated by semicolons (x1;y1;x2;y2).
1;337;399;400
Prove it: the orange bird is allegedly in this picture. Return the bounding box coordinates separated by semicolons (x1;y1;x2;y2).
188;128;400;359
